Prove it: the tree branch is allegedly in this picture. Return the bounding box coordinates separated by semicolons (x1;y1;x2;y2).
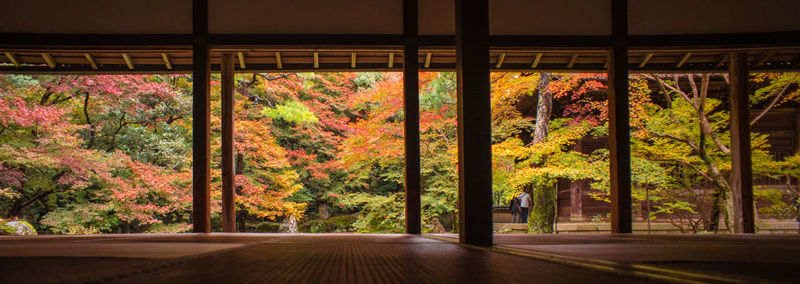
695;74;729;155
650;157;713;182
108;113;127;151
750;73;799;126
656;75;695;107
634;126;699;152
83;92;96;149
687;74;700;105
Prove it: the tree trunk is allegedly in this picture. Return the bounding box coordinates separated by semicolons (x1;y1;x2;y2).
528;73;555;233
236;210;247;232
318;202;329;220
532;73;553;144
530;180;556;233
284;215;298;233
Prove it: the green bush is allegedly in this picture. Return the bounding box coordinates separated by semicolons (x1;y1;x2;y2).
252;221;283;232
305;215;357;233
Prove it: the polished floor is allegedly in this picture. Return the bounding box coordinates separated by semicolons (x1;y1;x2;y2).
1;233;798;283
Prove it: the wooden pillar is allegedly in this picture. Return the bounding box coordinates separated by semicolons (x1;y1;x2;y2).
796;111;800;213
608;0;632;233
569;181;584;220
191;0;211;233
221;53;236;233
796;111;800;155
570;141;584;221
729;52;755;234
456;0;492;246
403;0;422;234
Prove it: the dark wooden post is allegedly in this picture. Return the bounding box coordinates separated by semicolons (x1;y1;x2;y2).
192;0;211;233
608;0;632;233
570;141;584;221
456;0;492;246
569;181;584;221
221;53;236;233
729;52;755;234
796;111;800;154
403;0;422;235
796;111;800;232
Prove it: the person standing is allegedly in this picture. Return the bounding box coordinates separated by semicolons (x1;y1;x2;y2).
509;195;521;223
518;190;532;223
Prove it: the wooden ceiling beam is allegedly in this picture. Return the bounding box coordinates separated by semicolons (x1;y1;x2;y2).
495;53;506;68
239;52;247;69
121;53;135;70
83;53;98;70
313;52;319;69
424;52;432;68
275;52;282;69
676;52;692;68
351;52;356;68
41;53;56;69
638;53;653;68
161;53;173;70
566;54;579;69
755;52;773;66
531;53;542;68
388;53;394;68
4;52;20;67
714;54;727;68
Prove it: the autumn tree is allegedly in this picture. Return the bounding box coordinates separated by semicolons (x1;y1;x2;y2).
337;72;459;232
0;74;194;233
491;72;610;233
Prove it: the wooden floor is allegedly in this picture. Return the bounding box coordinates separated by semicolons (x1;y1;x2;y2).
1;233;798;283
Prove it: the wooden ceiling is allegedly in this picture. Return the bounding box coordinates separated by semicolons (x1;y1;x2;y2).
2;47;799;74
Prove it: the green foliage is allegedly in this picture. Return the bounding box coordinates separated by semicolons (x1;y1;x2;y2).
306;215;358;233
262;101;319;124
336;192;405;233
40;204;119;234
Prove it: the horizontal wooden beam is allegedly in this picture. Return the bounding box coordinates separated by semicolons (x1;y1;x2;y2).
4;60;799;75
490;35;613;48
0;33;193;48
628;31;800;49
208;34;405;47
3;32;800;50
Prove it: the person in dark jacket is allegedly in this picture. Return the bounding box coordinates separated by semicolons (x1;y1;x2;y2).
509;196;521;223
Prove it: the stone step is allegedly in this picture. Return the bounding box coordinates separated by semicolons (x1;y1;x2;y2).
493;221;799;233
